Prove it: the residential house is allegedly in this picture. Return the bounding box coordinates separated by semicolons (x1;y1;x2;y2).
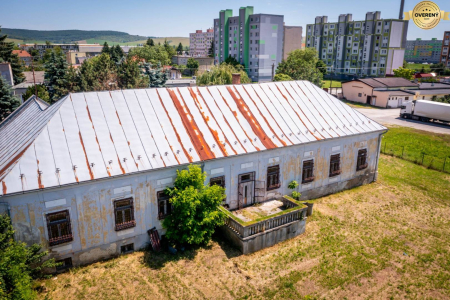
12;71;45;100
0;81;385;268
12;50;33;67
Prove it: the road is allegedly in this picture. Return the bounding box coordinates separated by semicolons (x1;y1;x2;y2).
355;108;450;134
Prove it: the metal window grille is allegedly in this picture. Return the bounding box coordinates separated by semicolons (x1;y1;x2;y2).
302;160;315;184
157;191;172;220
46;210;73;246
266;165;281;191
357;149;368;171
114;198;136;231
329;154;342;177
56;257;73;271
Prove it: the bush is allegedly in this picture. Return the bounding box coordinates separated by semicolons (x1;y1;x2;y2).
196;64;251;86
0;214;57;299
163;165;226;246
274;73;293;82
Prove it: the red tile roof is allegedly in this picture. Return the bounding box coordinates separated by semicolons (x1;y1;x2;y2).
12;50;31;58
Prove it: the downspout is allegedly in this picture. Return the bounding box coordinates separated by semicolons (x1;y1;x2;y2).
373;130;386;182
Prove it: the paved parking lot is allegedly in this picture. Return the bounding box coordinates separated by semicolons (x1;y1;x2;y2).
355;107;450;134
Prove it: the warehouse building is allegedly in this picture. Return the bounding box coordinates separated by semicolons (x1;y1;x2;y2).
0;81;385;268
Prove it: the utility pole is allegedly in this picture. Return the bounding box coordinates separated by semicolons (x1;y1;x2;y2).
271;63;275;81
31;58;37;98
399;0;405;19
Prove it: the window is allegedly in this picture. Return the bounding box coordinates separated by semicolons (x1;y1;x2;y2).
56;257;73;271
267;165;280;191
356;149;368;171
121;243;134;254
329;154;341;177
302;160;315;184
210;176;225;188
358;93;362;97
114;198;135;231
46;210;73;246
158;191;171;220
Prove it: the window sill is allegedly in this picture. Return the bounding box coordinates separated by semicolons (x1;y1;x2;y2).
329;170;342;177
49;235;73;247
115;220;136;231
356;163;368;171
302;177;315;184
267;184;281;191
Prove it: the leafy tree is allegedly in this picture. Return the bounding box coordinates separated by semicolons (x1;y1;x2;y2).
275;48;323;87
78;53;118;91
420;66;425;73
430;62;446;74
128;45;171;66
142;62;169;88
163;39;176;58
163;164;226;246
22;84;50;102
196;63;251;86
0;75;21;121
316;59;327;76
65;65;80;93
273;73;293;81
146;38;155;47
223;55;240;67
436;95;450;104
44;50;69;102
0;214;57;300
118;58;148;89
186;58;199;76
176;42;183;55
0;27;24;84
393;67;415;80
101;41;110;55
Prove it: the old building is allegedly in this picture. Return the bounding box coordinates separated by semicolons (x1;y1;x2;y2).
0;81;385;267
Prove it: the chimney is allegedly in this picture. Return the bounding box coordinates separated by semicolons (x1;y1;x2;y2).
232;73;241;85
399;0;405;19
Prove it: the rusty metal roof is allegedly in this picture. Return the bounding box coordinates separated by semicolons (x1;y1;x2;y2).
0;81;386;196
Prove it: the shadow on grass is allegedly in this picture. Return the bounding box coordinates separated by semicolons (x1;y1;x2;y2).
212;231;242;259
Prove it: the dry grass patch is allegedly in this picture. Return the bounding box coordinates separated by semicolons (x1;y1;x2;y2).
38;155;450;299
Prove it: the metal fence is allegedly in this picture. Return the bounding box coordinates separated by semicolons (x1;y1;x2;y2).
381;142;450;173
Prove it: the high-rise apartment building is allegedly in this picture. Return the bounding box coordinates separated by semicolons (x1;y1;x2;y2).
306;12;408;78
440;31;450;68
214;6;285;82
405;38;441;64
189;29;214;57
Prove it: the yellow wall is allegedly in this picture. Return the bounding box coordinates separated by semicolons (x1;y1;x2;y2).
342;82;374;104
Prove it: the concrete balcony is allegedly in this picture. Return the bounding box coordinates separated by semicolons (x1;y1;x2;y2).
219;196;308;254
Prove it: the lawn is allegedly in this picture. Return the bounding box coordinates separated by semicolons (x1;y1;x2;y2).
322;80;342;88
406;63;431;72
36;153;450;299
340;99;378;109
382;126;450;172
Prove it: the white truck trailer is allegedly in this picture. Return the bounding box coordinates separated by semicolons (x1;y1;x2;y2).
400;100;450;124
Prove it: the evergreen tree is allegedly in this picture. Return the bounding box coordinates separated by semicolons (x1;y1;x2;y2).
0;27;24;84
146;38;155;47
142;62;169;87
208;40;214;58
176;42;183;55
118;58;147;89
112;45;125;64
44;50;69;103
101;42;110;55
0;75;21;121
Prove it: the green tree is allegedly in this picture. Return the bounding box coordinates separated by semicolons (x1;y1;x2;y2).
163;39;176;58
223;55;240;67
430;62;446;74
208;40;214;58
393;67;415;80
316;59;327;76
65;65;80;93
0;214;57;299
186;58;199;76
146;38;155;47
273;73;293;82
118;58;148;89
196;63;251;86
275;48;323;87
0;75;21;121
176;42;183;55
128;45;171;66
101;41;110;55
0;27;24;84
163;164;226;246
22;84;50;102
110;45;125;64
44;50;69;103
78;53;118;91
142;62;169;88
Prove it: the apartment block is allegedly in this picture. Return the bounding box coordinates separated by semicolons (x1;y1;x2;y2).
306;12;408;78
190;29;214;57
283;26;303;60
405;38;441;64
441;31;450;68
214;6;284;82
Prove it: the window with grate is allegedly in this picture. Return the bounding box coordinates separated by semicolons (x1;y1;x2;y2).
114;198;136;231
329;154;341;177
357;149;368;171
121;243;134;254
158;191;172;220
302;160;315;184
46;210;73;246
266;165;280;191
56;257;73;271
210;176;225;188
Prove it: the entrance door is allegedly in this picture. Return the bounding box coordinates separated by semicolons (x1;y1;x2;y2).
366;96;372;104
238;172;255;208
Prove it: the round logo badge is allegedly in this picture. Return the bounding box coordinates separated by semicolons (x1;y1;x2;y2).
411;1;441;30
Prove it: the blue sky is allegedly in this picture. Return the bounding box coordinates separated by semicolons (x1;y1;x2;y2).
1;0;449;40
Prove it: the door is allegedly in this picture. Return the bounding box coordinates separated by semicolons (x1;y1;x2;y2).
366;96;372;104
238;172;255;208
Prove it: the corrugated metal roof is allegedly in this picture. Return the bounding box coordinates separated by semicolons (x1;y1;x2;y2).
0;81;386;196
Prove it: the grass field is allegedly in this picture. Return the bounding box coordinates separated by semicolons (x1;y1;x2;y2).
406;63;431;72
322;80;342;88
340;99;377;109
36;151;450;299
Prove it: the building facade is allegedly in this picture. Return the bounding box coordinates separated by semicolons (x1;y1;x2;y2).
214;7;285;82
190;29;214;57
283;26;303;60
0;81;385;269
405;38;441;64
440;31;450;68
306;12;408;79
12;50;33;67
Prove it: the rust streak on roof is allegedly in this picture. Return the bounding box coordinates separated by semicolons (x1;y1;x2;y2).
156;90;194;162
227;86;277;150
169;88;217;160
2;181;7;194
0;144;32;180
115;111;122;126
78;132;94;180
117;156;126;174
37;170;44;189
